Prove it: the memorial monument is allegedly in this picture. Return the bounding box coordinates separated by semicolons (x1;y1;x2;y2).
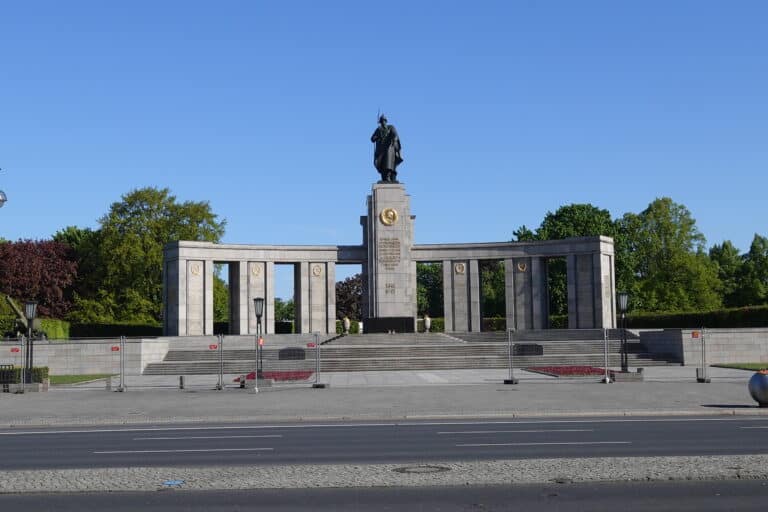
163;117;616;336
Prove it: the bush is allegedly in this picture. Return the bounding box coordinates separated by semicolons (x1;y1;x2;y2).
275;321;294;334
40;318;70;340
416;317;445;333
549;315;568;329
627;305;768;329
69;323;162;338
335;319;361;334
481;317;506;331
1;366;50;383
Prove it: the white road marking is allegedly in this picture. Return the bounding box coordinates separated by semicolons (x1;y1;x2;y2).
2;417;767;436
133;435;283;441
739;426;768;429
456;441;631;447
94;448;274;454
438;429;594;435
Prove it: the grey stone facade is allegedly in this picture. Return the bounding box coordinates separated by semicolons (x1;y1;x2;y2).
163;183;617;335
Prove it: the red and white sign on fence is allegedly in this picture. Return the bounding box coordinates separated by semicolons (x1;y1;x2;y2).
10;347;20;353
209;344;218;350
111;346;120;352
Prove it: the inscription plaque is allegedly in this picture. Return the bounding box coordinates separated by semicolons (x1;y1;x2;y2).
378;237;401;271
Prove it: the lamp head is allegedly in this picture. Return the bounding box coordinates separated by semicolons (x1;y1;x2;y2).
253;297;265;320
24;300;38;321
617;292;629;314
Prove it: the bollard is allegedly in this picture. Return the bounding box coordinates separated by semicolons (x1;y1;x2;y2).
179;375;185;390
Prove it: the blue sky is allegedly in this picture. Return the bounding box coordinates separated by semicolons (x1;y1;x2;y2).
1;1;767;297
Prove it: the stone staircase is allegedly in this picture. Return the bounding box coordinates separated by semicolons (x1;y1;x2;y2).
142;330;680;375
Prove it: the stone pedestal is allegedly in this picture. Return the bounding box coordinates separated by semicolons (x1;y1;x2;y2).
361;183;417;331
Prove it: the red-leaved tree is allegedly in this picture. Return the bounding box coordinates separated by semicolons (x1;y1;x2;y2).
0;240;78;317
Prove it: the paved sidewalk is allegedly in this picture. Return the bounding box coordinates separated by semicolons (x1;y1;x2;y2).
0;366;763;427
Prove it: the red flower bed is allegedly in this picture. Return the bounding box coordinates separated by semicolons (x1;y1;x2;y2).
234;371;315;382
525;366;606;377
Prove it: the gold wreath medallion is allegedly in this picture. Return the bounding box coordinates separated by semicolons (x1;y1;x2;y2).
312;265;323;277
454;263;466;275
379;208;399;226
190;263;201;276
517;262;528;272
251;264;262;277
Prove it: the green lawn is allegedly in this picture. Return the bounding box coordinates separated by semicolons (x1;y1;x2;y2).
49;374;114;385
712;363;768;372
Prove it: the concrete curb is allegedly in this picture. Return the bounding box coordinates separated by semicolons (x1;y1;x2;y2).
3;407;768;429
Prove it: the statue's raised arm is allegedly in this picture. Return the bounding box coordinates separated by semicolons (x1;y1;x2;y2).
371;115;403;183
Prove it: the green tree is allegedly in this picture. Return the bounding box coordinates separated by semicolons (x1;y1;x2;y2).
53;226;105;305
480;260;505;317
335;274;362;320
622;197;721;312
213;265;229;323
709;240;743;307
417;262;443;317
515;204;617;317
735;234;768;306
95;187;225;323
274;297;296;321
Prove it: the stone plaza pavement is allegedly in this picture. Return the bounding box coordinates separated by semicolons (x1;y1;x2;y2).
0;365;764;427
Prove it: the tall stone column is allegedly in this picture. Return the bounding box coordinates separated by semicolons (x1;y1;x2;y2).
185;260;206;336
295;261;310;333
593;251;616;329
164;258;186;336
469;260;481;332
362;183;417;330
247;262;269;335
204;261;214;335
442;260;454;331
567;253;602;328
504;258;516;332
530;257;548;329
326;261;337;334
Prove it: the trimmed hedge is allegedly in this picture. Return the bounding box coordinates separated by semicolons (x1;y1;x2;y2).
40;318;70;340
275;321;294;334
549;315;568;329
627;305;768;329
481;317;506;331
0;366;50;383
69;323;162;338
335;319;361;334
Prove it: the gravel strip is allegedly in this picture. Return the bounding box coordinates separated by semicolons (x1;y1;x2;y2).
1;455;766;493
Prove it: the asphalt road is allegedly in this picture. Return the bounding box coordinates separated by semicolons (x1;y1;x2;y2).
2;415;768;470
2;480;768;512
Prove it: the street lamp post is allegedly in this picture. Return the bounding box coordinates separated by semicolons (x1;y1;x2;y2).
252;297;264;393
617;292;629;372
24;301;37;383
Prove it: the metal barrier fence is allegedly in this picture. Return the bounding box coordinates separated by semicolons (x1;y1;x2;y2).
504;328;628;383
0;333;328;391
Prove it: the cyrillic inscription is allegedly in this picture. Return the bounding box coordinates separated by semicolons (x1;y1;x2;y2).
378;237;401;270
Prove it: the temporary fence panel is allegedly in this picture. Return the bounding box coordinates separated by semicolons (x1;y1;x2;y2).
508;329;624;381
37;338;123;389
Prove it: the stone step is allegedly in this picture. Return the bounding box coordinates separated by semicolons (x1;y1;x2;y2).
162;341;649;361
143;353;675;375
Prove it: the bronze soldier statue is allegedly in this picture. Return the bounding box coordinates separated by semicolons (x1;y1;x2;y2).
370;115;403;183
